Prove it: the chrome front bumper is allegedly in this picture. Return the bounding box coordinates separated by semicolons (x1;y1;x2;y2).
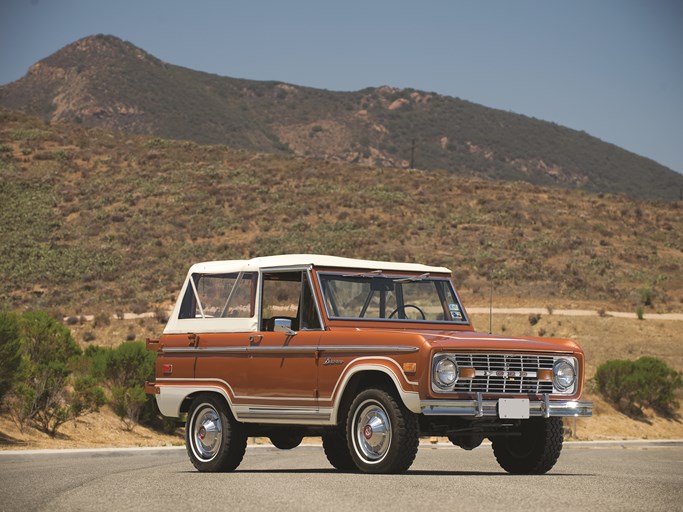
421;393;593;418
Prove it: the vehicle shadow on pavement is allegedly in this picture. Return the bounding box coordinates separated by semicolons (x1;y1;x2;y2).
404;470;595;477
179;469;594;477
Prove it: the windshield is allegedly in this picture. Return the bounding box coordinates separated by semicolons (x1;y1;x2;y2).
318;272;467;324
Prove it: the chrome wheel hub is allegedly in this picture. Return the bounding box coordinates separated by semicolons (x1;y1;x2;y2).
192;405;222;461
354;401;392;462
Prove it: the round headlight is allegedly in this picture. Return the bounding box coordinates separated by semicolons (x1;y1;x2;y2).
434;358;458;388
553;359;576;391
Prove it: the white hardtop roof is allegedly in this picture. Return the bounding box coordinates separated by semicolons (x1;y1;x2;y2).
188;254;451;275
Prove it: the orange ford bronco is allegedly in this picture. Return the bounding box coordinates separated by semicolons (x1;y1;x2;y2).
146;254;591;474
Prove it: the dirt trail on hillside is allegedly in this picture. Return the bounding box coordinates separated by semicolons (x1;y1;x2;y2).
65;307;683;323
467;307;683;321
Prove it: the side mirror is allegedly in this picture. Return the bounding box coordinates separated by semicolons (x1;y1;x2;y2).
273;318;297;336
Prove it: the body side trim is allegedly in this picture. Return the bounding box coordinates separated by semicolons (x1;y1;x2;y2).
160;345;419;355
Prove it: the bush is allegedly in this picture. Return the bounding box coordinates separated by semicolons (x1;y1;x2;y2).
111;385;148;431
640;287;653;306
12;360;71;436
19;311;81;365
0;311;22;403
595;357;682;417
636;305;644;320
72;376;107;416
6;311;87;436
93;312;111;328
105;341;155;388
104;341;157;429
79;345;109;381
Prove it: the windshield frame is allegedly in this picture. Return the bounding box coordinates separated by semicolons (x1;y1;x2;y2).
316;271;470;326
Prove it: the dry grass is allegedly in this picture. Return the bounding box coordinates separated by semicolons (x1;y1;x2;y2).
2;111;682;317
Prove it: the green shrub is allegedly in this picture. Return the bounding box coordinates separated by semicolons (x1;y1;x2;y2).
6;311;87;436
72;376;107;416
636;306;644;320
19;311;81;365
104;341;157;429
14;360;71;436
640;287;653;306
595;357;682;416
0;311;22;402
93;312;111;328
528;313;541;326
80;345;109;381
104;341;155;388
111;385;148;431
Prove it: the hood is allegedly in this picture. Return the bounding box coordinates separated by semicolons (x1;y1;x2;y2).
343;327;583;354
424;330;581;353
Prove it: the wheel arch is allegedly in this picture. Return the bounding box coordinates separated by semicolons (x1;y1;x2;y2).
331;365;420;425
157;384;237;419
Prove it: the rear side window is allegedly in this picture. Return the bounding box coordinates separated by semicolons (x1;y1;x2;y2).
179;272;256;319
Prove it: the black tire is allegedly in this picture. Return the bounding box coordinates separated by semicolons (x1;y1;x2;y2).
492;417;564;474
185;394;247;472
346;388;419;474
322;427;356;471
269;433;303;450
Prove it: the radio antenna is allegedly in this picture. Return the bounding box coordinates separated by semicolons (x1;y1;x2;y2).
489;276;494;334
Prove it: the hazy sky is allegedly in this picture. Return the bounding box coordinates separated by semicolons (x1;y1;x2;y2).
1;0;681;174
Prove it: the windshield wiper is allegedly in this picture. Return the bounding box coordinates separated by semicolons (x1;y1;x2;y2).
342;270;384;278
394;273;430;283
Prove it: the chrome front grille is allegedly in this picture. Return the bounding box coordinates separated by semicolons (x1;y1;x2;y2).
453;353;554;394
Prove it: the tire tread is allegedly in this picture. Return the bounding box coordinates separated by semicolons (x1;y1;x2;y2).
186;394;247;472
492;417;563;474
346;388;419;474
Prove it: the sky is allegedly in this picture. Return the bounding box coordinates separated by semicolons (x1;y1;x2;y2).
1;0;682;174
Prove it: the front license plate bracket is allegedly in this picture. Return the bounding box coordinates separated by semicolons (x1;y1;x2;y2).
498;398;530;419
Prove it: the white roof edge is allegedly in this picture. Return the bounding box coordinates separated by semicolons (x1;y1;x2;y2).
187;254;451;275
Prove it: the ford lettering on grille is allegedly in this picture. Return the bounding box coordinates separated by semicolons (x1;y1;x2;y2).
455;354;554;394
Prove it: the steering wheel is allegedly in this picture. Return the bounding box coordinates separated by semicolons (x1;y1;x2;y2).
388;304;426;320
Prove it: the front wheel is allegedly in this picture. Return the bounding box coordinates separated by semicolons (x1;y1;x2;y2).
322;427;356;471
491;417;563;474
186;394;247;472
346;388;419;474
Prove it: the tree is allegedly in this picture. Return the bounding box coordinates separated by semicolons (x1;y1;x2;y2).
0;311;22;403
19;311;81;364
6;311;104;436
111;385;148;431
104;341;155;388
105;341;156;429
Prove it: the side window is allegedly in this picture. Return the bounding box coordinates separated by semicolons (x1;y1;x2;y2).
261;271;321;331
300;273;322;330
179;273;256;319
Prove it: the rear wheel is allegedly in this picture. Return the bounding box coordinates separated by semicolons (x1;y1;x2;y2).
346;388;419;474
186;394;247;472
492;417;563;474
269;433;303;450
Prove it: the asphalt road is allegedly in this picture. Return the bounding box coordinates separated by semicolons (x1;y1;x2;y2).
1;441;681;512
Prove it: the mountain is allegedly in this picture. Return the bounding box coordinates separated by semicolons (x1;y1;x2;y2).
1;34;682;200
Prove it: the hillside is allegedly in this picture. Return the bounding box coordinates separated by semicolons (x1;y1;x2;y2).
1;109;682;316
1;34;682;200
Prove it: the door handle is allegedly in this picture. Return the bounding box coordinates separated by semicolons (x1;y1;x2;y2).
248;335;263;345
